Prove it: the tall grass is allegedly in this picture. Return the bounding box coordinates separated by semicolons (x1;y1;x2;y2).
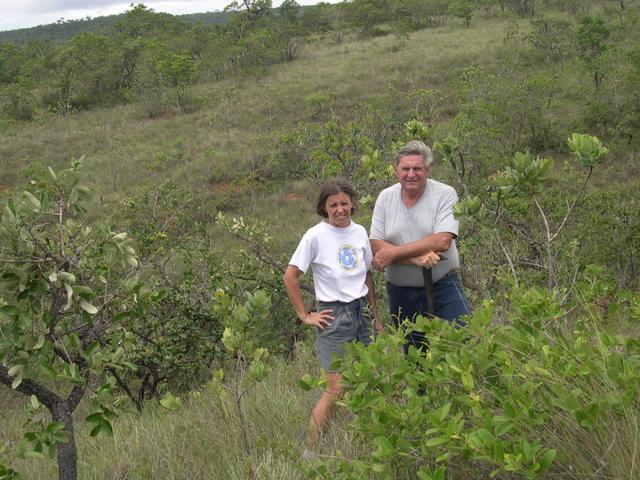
2;340;365;479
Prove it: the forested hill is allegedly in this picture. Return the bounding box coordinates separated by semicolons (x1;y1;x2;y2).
0;10;230;44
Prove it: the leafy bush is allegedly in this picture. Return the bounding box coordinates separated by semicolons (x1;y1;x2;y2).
309;288;640;479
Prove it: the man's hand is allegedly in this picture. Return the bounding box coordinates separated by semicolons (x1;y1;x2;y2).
410;251;440;269
373;246;397;271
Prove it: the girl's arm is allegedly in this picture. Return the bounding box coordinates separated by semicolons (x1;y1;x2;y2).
283;265;334;329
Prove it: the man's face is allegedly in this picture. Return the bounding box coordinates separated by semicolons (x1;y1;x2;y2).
395;154;429;195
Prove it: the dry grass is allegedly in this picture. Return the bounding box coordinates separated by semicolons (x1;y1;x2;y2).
2;340;367;479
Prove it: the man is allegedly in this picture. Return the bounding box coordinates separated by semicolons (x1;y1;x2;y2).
370;140;471;350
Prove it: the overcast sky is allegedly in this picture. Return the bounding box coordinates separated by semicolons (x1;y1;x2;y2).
0;0;329;32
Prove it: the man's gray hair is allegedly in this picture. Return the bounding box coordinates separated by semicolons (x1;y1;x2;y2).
394;140;434;167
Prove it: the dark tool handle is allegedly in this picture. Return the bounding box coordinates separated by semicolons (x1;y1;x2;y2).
422;267;435;316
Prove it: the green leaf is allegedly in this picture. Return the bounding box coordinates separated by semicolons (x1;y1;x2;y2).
539;449;557;470
80;301;98;315
74;286;96;300
374;436;394;457
85;413;103;423
39;361;57;378
125;255;138;268
101;420;114;436
425;436;449;447
85;340;100;358
461;370;474;389
57;272;76;283
11;374;22;389
7;364;23;377
33;334;45;350
46;422;66;433
23;191;41;210
63;283;73;311
477;428;494;444
23;449;45;459
159;392;182;411
0;304;21;317
298;373;313;391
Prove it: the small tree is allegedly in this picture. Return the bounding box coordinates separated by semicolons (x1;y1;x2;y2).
454;134;608;289
213;288;272;478
156;53;196;113
577;16;610;88
450;0;475;27
0;160;153;480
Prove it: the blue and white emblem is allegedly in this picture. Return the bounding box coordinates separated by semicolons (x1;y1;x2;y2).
338;244;358;271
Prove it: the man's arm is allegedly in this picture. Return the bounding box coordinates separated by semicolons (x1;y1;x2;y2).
371;233;454;270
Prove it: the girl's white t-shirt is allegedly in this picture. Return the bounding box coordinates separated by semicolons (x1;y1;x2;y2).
289;220;372;303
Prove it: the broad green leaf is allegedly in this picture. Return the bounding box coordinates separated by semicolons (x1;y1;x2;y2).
74;286;96;300
125;255;138;268
461;370;474;389
298;373;313;391
425;436;449;447
374;436;394;457
46;422;66;433
7;364;23;377
23;191;41;210
85;340;100;358
539;449;557;469
57;272;75;283
80;301;98;315
160;392;182;411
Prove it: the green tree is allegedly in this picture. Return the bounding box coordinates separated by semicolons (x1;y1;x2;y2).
278;0;300;23
577;16;610;88
156;53;196;112
346;0;392;37
0;160;155;480
450;0;476;27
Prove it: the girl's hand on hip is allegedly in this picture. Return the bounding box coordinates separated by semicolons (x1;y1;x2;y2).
303;309;334;329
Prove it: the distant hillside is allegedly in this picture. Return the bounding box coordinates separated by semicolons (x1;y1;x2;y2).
0;10;230;44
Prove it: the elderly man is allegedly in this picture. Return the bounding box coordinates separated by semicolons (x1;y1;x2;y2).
370;140;471;350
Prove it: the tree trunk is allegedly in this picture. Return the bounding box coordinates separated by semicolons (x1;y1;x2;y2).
52;402;78;480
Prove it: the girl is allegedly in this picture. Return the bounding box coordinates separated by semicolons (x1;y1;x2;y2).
283;178;382;449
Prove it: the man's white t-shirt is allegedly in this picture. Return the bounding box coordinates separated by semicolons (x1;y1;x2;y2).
289;220;372;303
370;180;460;285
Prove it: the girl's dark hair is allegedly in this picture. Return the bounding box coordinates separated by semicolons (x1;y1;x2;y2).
316;178;357;218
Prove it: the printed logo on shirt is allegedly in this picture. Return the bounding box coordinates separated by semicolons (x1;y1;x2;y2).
337;244;358;271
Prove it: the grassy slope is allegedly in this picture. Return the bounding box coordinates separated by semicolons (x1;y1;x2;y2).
0;16;512;198
0;18;522;478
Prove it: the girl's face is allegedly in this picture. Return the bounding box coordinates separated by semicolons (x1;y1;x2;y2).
325;192;352;228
